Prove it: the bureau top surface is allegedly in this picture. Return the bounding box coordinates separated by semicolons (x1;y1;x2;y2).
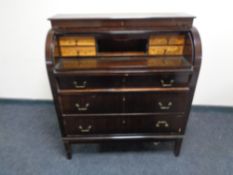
49;13;195;20
49;13;195;30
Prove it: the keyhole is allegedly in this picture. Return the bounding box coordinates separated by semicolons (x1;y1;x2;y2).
122;120;126;124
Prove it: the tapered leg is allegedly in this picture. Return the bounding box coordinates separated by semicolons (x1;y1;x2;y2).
174;139;182;157
64;141;72;159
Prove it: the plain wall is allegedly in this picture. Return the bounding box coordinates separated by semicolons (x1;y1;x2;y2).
0;0;233;106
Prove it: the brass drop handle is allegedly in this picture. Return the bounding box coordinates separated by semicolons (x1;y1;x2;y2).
75;103;90;111
160;79;174;87
78;125;92;133
158;101;172;110
155;121;169;128
73;81;87;89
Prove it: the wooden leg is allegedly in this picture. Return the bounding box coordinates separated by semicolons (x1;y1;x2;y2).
174;139;182;157
64;141;72;159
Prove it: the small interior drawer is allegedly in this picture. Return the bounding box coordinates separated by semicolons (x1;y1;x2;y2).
168;35;185;45
149;35;168;45
59;37;77;46
59;36;96;46
60;46;96;57
60;47;77;56
76;46;96;56
148;46;184;55
165;46;184;55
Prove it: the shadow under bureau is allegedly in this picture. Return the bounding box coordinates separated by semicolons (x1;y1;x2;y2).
45;13;202;159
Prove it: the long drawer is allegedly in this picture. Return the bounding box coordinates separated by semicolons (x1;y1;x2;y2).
56;72;190;89
59;92;189;114
63;115;184;135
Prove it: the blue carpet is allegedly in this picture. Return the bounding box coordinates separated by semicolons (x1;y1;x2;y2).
0;100;233;175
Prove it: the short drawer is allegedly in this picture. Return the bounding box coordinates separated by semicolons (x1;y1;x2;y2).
63;116;127;135
59;94;123;114
124;92;189;113
124;72;190;88
57;76;123;89
136;115;184;133
63;115;184;135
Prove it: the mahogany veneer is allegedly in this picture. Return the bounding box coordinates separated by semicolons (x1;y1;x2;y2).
45;13;202;159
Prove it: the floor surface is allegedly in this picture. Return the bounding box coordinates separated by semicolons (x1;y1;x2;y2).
0;100;232;175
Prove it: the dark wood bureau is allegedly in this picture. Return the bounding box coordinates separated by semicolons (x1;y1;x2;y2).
45;13;202;159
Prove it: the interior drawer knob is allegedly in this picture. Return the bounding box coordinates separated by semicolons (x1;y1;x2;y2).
155;121;169;128
158;101;172;110
160;79;174;87
73;81;87;89
75;103;90;111
78;125;92;133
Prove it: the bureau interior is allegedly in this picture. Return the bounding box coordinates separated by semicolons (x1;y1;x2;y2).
55;32;194;68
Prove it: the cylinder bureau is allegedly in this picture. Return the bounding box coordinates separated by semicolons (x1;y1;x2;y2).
45;13;202;159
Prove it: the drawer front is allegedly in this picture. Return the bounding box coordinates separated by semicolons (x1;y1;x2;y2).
63;115;184;135
57;72;190;90
60;47;77;56
63;117;127;135
57;76;123;89
59;36;96;46
148;46;166;55
149;35;168;45
168;35;185;45
124;73;190;88
59;37;76;46
59;94;122;114
76;47;96;56
60;46;96;57
148;46;184;55
124;92;189;113
166;46;184;55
